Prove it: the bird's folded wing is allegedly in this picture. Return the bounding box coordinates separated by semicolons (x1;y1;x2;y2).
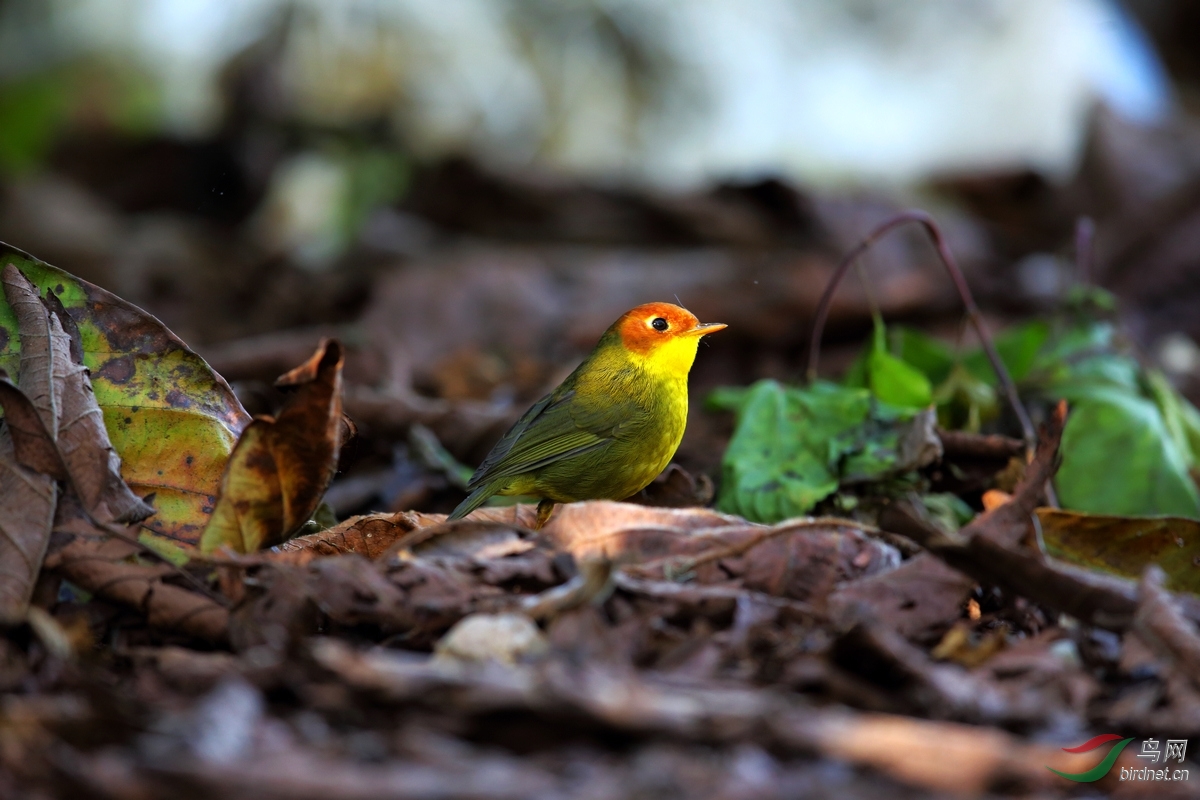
466;389;639;487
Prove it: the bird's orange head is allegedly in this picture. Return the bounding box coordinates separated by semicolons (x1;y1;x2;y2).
605;302;726;377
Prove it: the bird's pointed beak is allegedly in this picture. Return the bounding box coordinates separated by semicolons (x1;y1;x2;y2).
688;321;727;337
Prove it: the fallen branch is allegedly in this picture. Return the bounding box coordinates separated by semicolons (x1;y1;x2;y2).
935;429;1024;461
880;402;1200;632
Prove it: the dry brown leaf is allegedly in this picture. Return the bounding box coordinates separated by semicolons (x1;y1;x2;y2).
827;552;976;639
0;429;56;625
711;522;899;604
537;500;745;554
277;512;540;569
46;536;228;643
535;501;897;603
229;555;513;652
200;339;346;554
277;512;429;563
0;377;66;478
400;520;537;562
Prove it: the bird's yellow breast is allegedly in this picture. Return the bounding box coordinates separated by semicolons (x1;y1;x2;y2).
531;351;691;503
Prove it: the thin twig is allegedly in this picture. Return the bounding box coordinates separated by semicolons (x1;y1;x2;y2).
612;572;822;619
806;210;1036;452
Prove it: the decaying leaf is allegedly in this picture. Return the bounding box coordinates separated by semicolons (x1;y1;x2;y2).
44;535;228;643
278;511;435;563
396;519;537;562
827;552;976;640
200;339;346;554
0;376;65;479
465;500;899;605
0;245;250;545
1038;508;1200;595
2;265;66;441
3;266;155;525
0;429;56;626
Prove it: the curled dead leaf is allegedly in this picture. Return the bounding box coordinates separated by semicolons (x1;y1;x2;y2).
278;512;431;563
200;340;346;554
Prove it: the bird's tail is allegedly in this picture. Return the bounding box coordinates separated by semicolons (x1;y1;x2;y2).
447;484;495;520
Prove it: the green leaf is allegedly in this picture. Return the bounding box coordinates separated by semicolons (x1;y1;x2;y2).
716;381;846;522
920;492;976;532
840;348;869;390
706;386;751;413
715;380;924;523
932;363;997;432
868;348;933;408
1147;369;1200;470
1056;388;1200;518
891;327;956;386
962;321;1049;384
0;75;70;176
866;319;932;409
1036;319;1115;367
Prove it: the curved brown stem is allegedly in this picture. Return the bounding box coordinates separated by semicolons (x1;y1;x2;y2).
1075;216;1095;285
806;210;1036;451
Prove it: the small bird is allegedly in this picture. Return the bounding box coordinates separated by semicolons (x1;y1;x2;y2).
449;302;726;528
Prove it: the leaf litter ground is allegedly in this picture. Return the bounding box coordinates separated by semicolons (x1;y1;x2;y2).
2;224;1200;800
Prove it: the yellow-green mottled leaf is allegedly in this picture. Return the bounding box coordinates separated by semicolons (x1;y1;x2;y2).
0;242;250;547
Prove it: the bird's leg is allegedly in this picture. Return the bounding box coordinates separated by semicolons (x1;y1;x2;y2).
534;499;556;530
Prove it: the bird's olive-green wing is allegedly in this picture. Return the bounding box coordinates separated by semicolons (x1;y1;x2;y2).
466;388;641;488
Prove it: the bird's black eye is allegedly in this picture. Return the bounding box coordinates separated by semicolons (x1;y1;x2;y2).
651;317;669;332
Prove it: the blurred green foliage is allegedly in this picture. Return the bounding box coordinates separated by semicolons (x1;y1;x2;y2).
0;60;160;176
713;287;1200;523
708;380;929;523
0;73;69;175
